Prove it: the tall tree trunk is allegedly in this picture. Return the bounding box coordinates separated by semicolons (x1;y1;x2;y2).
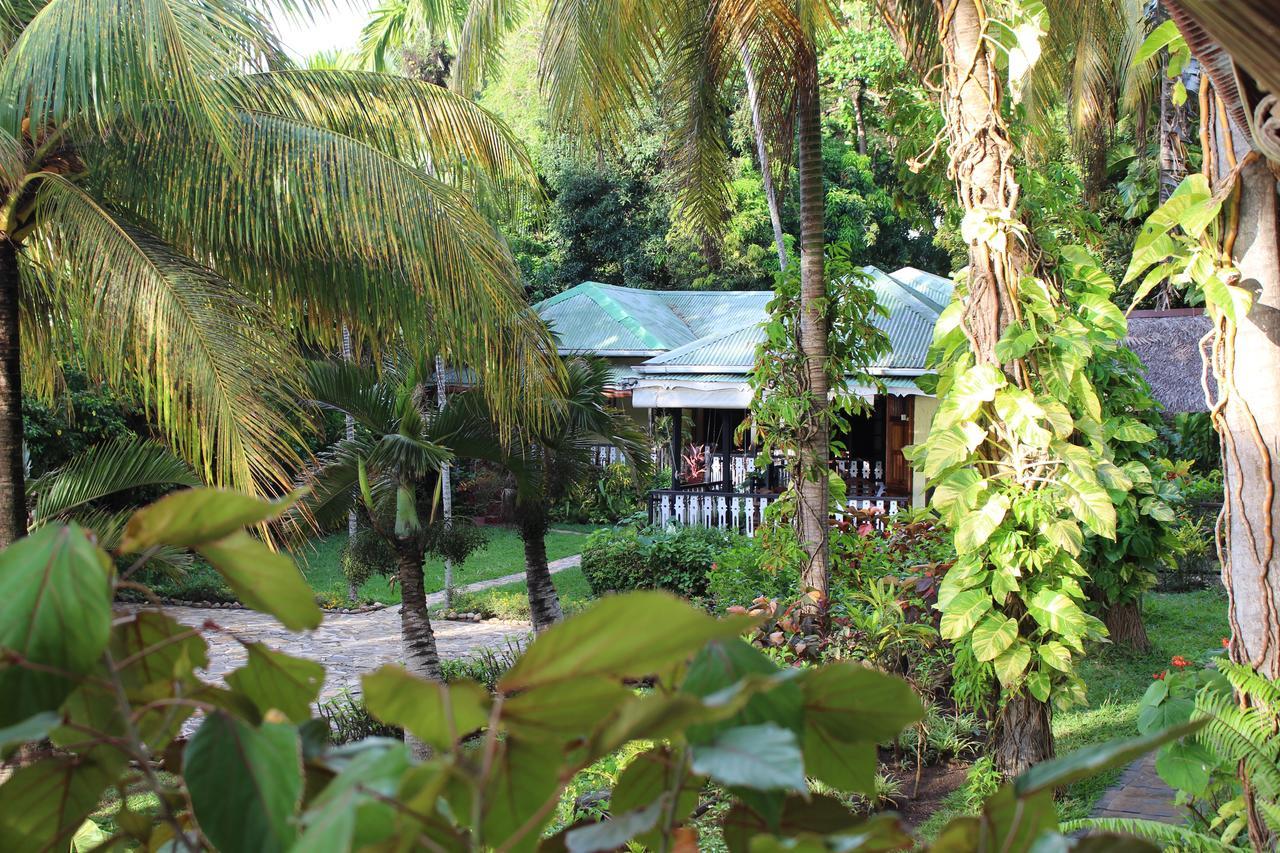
938;0;1052;775
343;325;358;603
1204;90;1280;853
851;78;868;157
795;57;830;636
434;355;455;609
742;45;788;270
0;238;25;548
395;536;442;759
518;505;562;632
1153;44;1189;309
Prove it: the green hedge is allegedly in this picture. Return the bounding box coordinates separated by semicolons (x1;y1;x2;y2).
580;525;740;599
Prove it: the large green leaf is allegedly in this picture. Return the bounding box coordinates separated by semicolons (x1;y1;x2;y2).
799;664;921;794
680;639;802;744
564;798;666;853
0;524;113;726
227;642;325;723
479;737;562;852
954;493;1009;555
185;713;304;853
950;363;1007;417
0;752;123;853
923;423;987;478
690;723;806;792
362;666;491;749
1064;472;1117;539
610;746;703;834
1026;588;1089;637
194;531;322;631
498;592;754;692
502;677;632;741
993;642;1032;687
940;588;993;640
121;487;299;551
971;614;1018;662
720;795;880;853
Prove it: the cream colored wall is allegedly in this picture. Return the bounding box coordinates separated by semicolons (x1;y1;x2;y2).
911;394;939;507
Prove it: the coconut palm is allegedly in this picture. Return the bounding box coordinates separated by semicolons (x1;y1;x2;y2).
360;0;838;632
0;0;557;546
296;357;453;753
440;356;650;631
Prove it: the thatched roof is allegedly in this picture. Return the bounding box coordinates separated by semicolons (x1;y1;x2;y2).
1126;311;1214;414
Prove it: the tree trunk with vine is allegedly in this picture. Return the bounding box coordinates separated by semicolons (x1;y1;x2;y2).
1201;77;1280;850
0;238;24;549
795;55;830;636
937;0;1053;775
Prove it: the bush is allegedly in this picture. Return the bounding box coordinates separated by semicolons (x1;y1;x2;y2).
705;536;798;611
580;525;739;598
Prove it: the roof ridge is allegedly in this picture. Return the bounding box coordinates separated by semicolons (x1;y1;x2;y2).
643;317;763;365
867;266;944;318
538;282;694;350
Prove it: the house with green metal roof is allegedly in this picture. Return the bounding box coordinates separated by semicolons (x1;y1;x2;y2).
534;267;955;529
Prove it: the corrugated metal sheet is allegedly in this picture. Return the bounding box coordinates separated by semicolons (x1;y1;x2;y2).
535;271;952;371
889;266;955;314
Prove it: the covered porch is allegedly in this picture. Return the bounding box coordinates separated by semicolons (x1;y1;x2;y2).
633;377;926;534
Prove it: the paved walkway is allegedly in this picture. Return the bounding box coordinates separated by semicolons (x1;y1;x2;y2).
141;553;581;702
1091;754;1183;824
428;554;580;608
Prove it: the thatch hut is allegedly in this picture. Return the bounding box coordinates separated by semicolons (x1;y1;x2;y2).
1125;310;1214;413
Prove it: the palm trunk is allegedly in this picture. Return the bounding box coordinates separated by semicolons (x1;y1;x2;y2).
1102;599;1151;651
395;536;441;759
742;45;788;270
519;505;562;632
343;325;358;603
940;0;1052;775
795;57;830;636
0;238;25;548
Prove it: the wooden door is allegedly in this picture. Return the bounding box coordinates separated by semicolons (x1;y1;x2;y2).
884;396;913;496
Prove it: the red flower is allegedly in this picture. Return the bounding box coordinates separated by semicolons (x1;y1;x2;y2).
1171;655;1191;669
1153;671;1166;680
1222;637;1231;649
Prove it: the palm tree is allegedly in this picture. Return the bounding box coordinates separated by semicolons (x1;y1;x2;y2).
359;0;838;632
0;0;558;546
296;357;453;753
441;356;650;631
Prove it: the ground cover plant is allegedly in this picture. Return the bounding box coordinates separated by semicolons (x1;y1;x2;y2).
0;487;1197;851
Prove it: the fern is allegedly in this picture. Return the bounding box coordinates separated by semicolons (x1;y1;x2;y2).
1217;660;1280;721
1061;817;1240;851
1195;687;1280;799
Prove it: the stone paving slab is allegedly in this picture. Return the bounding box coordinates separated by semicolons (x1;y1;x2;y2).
119;553;583;703
1092;754;1184;824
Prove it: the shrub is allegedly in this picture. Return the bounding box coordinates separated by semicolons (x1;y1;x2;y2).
705;536;798;611
318;691;402;744
580;525;739;598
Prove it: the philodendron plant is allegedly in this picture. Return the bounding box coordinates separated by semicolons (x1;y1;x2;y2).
0;487;1195;851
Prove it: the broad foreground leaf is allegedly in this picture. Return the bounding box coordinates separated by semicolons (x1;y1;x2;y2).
362;666;491;748
185;713;303;853
121;487;299;552
0;524;113;726
194;531;322;631
498;591;754;692
227;642;325;723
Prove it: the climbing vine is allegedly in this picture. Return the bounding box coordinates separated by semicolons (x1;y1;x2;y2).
912;244;1142;714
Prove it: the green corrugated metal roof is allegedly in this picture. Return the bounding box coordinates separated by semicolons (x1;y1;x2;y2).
535;270;951;371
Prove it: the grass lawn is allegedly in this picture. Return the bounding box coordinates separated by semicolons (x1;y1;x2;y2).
437;566;596;620
296;524;602;606
918;587;1230;837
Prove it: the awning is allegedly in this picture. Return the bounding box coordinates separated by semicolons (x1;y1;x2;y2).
631;374;926;409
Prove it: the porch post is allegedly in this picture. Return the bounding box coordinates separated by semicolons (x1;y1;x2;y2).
670;407;683;489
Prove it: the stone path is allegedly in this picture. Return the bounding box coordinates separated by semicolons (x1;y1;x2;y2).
139;553;582;702
1091;754;1184;824
428;554;580;608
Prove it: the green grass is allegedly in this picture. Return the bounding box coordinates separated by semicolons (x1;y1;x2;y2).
918;588;1231;838
295;525;601;606
438;567;596;620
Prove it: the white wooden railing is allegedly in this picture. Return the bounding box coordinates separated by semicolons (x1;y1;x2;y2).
647;488;909;537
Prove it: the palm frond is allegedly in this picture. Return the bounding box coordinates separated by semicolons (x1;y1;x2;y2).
294;435;386;532
83;108;561;434
0;0;277;144
28;435;199;523
358;0;463;71
221;69;539;193
29;173;309;501
1060;817;1240;851
303;360;400;436
538;0;669;141
454;0;527;96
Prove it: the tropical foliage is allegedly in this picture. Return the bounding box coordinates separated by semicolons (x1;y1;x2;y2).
0;0;556;547
0;486;1198;851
